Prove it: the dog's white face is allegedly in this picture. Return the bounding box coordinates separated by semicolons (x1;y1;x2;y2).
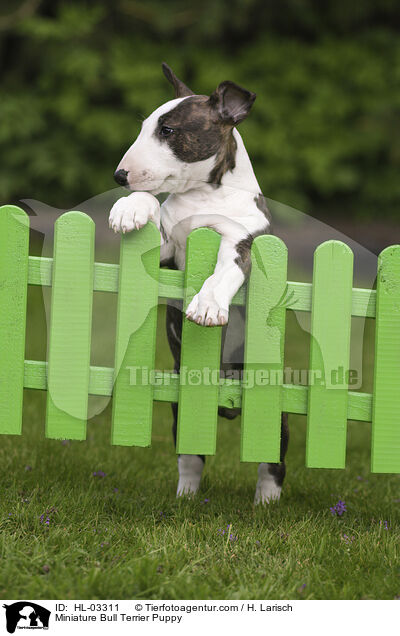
115;64;256;195
116;97;216;194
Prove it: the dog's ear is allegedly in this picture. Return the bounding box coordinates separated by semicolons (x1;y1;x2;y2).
209;81;256;125
162;62;194;98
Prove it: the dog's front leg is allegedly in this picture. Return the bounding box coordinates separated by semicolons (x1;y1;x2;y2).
186;238;246;326
109;192;160;234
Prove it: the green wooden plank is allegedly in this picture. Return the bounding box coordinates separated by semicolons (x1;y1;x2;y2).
28;256;53;287
283;384;372;423
24;359;374;423
177;229;222;455
306;241;353;468
28;256;119;292
111;223;160;446
27;256;377;317
241;235;288;462
0;205;29;434
46;212;95;440
371;245;400;472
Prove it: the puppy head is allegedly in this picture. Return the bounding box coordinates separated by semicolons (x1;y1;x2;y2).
114;63;256;194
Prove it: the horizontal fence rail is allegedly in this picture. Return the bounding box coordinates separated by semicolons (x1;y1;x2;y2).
0;205;399;473
27;256;377;317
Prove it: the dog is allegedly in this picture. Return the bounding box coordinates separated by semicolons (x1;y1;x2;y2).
109;63;288;504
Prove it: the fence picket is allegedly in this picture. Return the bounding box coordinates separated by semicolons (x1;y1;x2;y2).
241;235;288;462
306;241;353;468
371;245;400;472
46;212;95;439
111;223;160;446
177;229;222;455
0;206;29;435
3;204;400;475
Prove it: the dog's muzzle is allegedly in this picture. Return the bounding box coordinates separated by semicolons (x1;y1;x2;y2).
114;169;129;186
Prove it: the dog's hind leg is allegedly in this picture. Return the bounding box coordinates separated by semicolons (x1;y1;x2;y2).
254;412;289;504
167;303;205;497
171;402;205;497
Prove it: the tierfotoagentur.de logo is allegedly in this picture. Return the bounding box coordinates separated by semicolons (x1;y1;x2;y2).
3;603;50;633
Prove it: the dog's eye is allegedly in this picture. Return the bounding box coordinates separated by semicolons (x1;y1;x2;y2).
160;125;174;137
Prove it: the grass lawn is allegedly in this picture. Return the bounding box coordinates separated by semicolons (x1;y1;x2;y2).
0;241;399;600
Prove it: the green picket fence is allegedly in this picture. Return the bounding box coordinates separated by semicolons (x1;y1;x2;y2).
1;204;400;473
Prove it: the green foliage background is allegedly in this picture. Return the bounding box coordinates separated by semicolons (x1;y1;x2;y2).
1;0;399;217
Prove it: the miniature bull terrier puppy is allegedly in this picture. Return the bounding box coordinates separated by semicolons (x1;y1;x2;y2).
109;63;288;504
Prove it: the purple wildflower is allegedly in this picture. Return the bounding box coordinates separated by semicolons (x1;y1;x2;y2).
25;465;32;471
93;470;106;478
342;534;355;545
39;513;50;526
39;506;57;526
330;500;347;516
218;523;234;537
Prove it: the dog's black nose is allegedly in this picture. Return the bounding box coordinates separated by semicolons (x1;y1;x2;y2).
114;169;128;186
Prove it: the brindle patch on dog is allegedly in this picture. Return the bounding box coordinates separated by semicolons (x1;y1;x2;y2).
166;300;183;372
155;95;238;185
267;413;289;486
234;223;271;274
156;96;223;163
207;132;237;186
254;193;272;228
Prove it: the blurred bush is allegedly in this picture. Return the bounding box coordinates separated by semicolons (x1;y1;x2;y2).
0;0;399;218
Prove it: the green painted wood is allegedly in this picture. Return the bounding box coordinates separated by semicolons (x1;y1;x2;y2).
24;359;373;422
0;205;29;434
371;245;400;472
27;256;375;316
283;383;372;423
7;216;394;471
111;223;160;446
27;256;377;317
241;235;288;462
177;229;222;455
28;256;53;287
306;241;353;468
46;212;95;440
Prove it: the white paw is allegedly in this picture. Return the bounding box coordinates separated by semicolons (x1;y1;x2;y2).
176;455;204;497
254;464;281;505
109;192;160;234
186;291;229;327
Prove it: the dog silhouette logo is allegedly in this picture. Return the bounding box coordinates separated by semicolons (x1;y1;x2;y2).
3;602;50;633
